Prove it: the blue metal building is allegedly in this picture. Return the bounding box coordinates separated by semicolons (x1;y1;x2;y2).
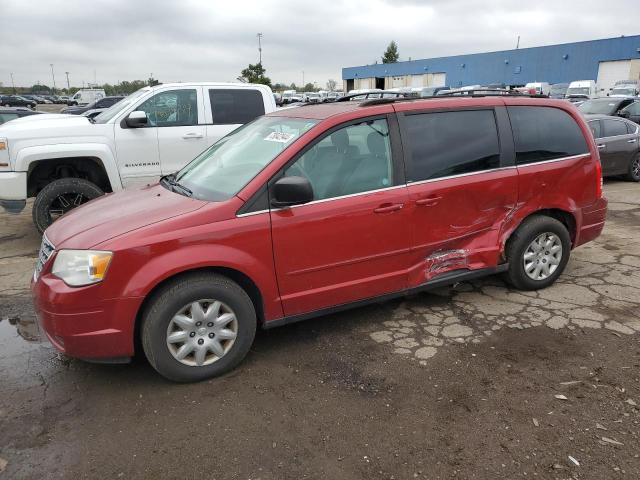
342;35;640;92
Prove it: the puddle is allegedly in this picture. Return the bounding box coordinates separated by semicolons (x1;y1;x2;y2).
0;314;45;359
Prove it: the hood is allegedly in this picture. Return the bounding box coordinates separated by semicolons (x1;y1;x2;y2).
45;184;207;249
0;113;111;147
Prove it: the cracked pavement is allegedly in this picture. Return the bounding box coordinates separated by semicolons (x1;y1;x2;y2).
1;182;639;479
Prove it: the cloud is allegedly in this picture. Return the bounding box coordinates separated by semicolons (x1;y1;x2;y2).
1;0;638;88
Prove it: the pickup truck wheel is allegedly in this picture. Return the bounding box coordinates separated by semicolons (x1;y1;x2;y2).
32;178;104;233
504;215;571;291
627;154;640;182
142;273;257;383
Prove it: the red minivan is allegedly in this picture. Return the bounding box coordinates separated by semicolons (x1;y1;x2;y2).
32;93;608;382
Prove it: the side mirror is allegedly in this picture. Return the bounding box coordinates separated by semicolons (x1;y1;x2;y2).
271;176;313;208
619;110;630;118
124;110;148;128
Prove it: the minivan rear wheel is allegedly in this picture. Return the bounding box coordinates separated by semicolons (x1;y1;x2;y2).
504;215;571;291
141;273;257;382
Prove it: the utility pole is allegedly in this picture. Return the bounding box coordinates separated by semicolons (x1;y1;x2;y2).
65;72;70;89
50;64;56;93
257;33;263;64
10;72;15;93
302;70;305;87
516;35;520;49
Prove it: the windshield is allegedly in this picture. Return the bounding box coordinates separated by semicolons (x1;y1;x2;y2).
611;88;636;96
578;100;618;115
550;85;567;95
174;116;319;201
93;89;148;123
567;87;590;96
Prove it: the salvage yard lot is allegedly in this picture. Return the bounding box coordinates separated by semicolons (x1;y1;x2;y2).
1;181;639;479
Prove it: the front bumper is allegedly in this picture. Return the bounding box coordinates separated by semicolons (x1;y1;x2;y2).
0;171;27;214
31;273;142;360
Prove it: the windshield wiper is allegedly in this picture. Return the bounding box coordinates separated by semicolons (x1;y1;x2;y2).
87;116;96;124
160;173;193;197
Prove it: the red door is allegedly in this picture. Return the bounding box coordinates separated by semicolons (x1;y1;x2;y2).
269;117;412;316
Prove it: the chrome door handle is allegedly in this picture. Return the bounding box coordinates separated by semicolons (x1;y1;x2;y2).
182;133;204;139
627;139;637;143
597;144;606;150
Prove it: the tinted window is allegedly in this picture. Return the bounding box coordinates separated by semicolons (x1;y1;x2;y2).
137;89;198;127
284;118;393;200
209;89;265;125
508;106;588;164
624;102;640;115
404;110;500;181
627;122;638;134
0;113;19;124
603;119;628;137
587;120;602;139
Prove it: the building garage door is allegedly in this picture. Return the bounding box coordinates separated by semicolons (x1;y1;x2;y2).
410;75;424;87
597;60;631;94
428;73;446;87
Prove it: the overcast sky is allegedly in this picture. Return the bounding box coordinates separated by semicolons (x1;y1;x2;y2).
2;0;639;89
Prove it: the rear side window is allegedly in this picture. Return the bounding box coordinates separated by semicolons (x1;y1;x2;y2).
209;89;265;125
0;113;18;124
404;110;501;182
627;122;638;134
603;119;628;137
588;120;602;139
508;106;588;164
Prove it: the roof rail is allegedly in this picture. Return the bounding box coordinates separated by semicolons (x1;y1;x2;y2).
438;88;549;98
336;90;410;102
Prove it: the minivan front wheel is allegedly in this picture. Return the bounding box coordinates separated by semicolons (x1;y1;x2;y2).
142;273;256;382
504;216;571;291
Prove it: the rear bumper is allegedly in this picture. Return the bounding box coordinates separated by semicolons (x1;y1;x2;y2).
575;197;608;247
31;274;142;360
0;171;27;213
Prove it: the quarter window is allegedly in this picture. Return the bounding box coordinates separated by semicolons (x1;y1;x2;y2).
136;89;198;127
209;89;265;125
404;109;501;182
603;119;628;137
508;106;588;164
588;120;602;139
284;118;393;201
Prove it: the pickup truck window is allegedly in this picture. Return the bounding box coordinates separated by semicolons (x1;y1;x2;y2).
137;89;198;127
209;89;265;125
94;88;149;123
175;116;318;201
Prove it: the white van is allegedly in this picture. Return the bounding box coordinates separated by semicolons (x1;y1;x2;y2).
525;82;551;95
566;80;599;102
67;88;106;106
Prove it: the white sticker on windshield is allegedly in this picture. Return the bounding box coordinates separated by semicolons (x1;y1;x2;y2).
264;131;296;143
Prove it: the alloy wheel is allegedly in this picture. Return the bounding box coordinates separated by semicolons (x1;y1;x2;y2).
49;192;91;220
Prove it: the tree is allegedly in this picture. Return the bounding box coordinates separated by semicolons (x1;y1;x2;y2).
240;63;272;88
303;83;315;92
326;79;337;91
382;41;400;64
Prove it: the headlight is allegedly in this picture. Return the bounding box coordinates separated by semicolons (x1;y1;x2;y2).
51;250;113;286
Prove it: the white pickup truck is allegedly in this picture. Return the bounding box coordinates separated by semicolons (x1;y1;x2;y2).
0;82;276;232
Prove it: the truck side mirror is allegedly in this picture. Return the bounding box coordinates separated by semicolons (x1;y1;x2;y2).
270;176;314;208
124;111;148;128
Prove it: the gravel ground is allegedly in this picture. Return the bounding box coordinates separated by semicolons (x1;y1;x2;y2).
1;181;639;479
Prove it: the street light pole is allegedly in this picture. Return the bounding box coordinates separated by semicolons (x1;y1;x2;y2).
50;64;56;94
257;33;263;64
10;72;15;93
65;72;70;89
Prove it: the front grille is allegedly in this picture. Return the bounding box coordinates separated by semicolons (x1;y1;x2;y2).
34;234;55;279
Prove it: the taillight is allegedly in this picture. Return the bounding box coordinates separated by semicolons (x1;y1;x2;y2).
595;155;603;198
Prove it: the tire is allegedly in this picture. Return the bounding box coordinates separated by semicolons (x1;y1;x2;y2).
141;273;257;382
32;177;104;233
627;154;640;182
504;215;571;291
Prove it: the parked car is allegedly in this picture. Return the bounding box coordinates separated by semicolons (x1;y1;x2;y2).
304;92;321;103
620;101;640;124
609;81;640;98
585;114;640;181
549;83;569;99
0;82;277;231
566;80;599;102
0;95;36;108
414;86;451;97
31;94;607;382
67;89;106;106
57;96;70;104
525;82;551;96
0;107;42;125
61;96;124;115
325;91;341;102
578;97;637;117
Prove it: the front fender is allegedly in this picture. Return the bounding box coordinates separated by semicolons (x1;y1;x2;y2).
116;243;283;321
14;143;123;191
